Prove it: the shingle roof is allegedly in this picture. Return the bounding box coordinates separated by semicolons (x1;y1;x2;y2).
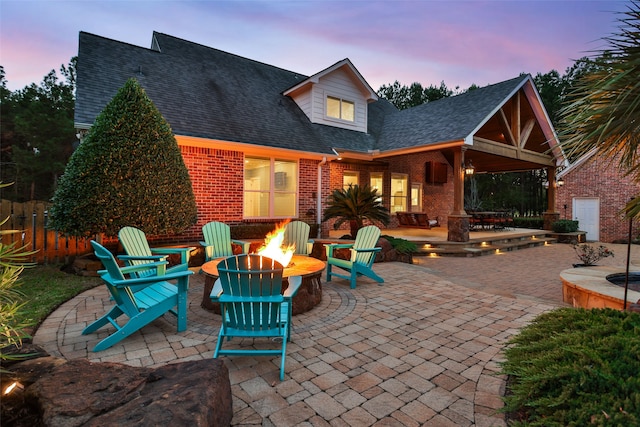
75;31;527;157
375;76;526;151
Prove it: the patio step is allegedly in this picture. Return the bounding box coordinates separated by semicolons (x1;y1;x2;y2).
417;234;556;257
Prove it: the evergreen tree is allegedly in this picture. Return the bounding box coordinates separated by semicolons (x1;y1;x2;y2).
49;78;197;237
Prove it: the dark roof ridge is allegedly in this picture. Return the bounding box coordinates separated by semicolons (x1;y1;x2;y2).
151;31;310;80
79;31;159;55
406;74;529;112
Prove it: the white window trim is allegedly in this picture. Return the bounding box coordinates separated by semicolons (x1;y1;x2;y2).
244;156;298;219
325;94;356;124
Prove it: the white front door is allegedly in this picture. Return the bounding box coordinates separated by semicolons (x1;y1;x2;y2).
573;198;600;241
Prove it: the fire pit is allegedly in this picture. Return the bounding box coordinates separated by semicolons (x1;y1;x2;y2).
200;221;325;315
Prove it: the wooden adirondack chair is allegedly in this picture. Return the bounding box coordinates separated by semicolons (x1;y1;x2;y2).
118;226;194;277
283;220;314;256
83;241;193;352
325;225;384;289
213;254;301;381
200;221;250;262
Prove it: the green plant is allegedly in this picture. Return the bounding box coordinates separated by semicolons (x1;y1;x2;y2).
501;307;640;426
49;78;197;237
573;243;614;266
322;184;390;238
551;219;579;233
513;216;544;229
558;2;640;218
1;183;38;365
382;236;417;254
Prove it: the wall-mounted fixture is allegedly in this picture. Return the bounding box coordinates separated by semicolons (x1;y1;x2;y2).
557;177;565;187
464;160;475;176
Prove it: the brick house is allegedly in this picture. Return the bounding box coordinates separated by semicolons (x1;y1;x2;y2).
556;150;640;242
74;31;564;243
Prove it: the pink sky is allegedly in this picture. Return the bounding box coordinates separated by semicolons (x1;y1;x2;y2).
0;1;629;92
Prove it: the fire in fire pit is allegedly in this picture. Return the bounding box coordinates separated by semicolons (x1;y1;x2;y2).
257;220;296;267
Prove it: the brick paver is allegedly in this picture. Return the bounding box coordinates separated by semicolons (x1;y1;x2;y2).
33;241;640;425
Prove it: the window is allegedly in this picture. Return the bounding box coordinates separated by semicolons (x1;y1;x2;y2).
244;157;297;218
327;96;355;122
390;173;408;213
370;172;384;203
343;171;359;189
411;183;422;211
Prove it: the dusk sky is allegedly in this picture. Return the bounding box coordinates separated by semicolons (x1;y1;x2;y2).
0;1;630;93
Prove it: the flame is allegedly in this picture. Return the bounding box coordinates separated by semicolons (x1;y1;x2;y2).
257;220;296;267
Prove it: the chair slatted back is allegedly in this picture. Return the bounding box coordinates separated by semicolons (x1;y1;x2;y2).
91;241;139;316
202;221;235;259
119;226;158;277
351;225;381;266
217;255;284;332
284;221;311;255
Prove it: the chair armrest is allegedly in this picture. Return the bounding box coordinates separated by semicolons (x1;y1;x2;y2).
324;243;354;257
118;254;167;262
151;246;195;265
349;247;382;262
112;268;193;288
283;276;302;298
351;247;382;253
117;260;168;276
210;278;223;301
231;239;251;254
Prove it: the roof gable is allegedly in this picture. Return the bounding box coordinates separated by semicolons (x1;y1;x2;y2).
284;58;378;101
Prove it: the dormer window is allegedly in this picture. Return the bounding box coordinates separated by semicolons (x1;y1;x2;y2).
327;96;355;122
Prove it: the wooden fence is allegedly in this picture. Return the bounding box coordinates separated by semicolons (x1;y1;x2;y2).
0;200;93;264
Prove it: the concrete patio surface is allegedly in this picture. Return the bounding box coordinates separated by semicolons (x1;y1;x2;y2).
33;242;640;426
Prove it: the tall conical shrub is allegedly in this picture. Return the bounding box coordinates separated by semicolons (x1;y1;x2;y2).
50;78;197;237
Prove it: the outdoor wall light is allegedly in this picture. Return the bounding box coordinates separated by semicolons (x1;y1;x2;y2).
464;160;475;175
557;177;565;187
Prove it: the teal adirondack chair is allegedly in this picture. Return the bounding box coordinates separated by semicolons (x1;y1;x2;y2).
213;254;301;381
325;225;384;289
118;226;194;277
200;221;250;262
283;220;314;256
83;241;193;352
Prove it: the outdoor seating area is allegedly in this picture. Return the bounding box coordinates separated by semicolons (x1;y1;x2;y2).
33;244;572;426
468;211;515;231
29;222;613;425
396;211;440;229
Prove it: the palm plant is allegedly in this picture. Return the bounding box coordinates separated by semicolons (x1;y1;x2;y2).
558;2;640;217
322;184;390;238
0;183;37;367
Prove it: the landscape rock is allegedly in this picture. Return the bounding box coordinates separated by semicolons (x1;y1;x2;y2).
20;358;232;427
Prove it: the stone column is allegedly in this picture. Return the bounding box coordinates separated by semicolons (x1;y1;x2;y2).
447;147;470;242
544;167;560;230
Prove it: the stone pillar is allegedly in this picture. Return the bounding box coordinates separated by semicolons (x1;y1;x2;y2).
543;212;560;230
447;147;470;242
447;214;470;242
544;167;560;230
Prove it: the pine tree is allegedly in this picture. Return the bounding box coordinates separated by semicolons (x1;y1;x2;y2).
49;78;197;237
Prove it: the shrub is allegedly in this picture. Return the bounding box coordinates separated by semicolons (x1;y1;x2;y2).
49;78;197;237
552;219;579;233
513;216;544;229
573;243;614;266
382;236;417;254
501;308;640;426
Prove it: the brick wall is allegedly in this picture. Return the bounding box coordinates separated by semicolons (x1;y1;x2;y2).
556;153;640;243
178;146;323;241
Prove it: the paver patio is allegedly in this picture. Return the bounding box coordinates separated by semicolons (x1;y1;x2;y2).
33;242;639;426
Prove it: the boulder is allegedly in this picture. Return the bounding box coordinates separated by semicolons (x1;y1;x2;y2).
20;358;232;427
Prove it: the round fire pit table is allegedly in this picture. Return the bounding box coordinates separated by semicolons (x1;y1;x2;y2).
200;255;325;315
